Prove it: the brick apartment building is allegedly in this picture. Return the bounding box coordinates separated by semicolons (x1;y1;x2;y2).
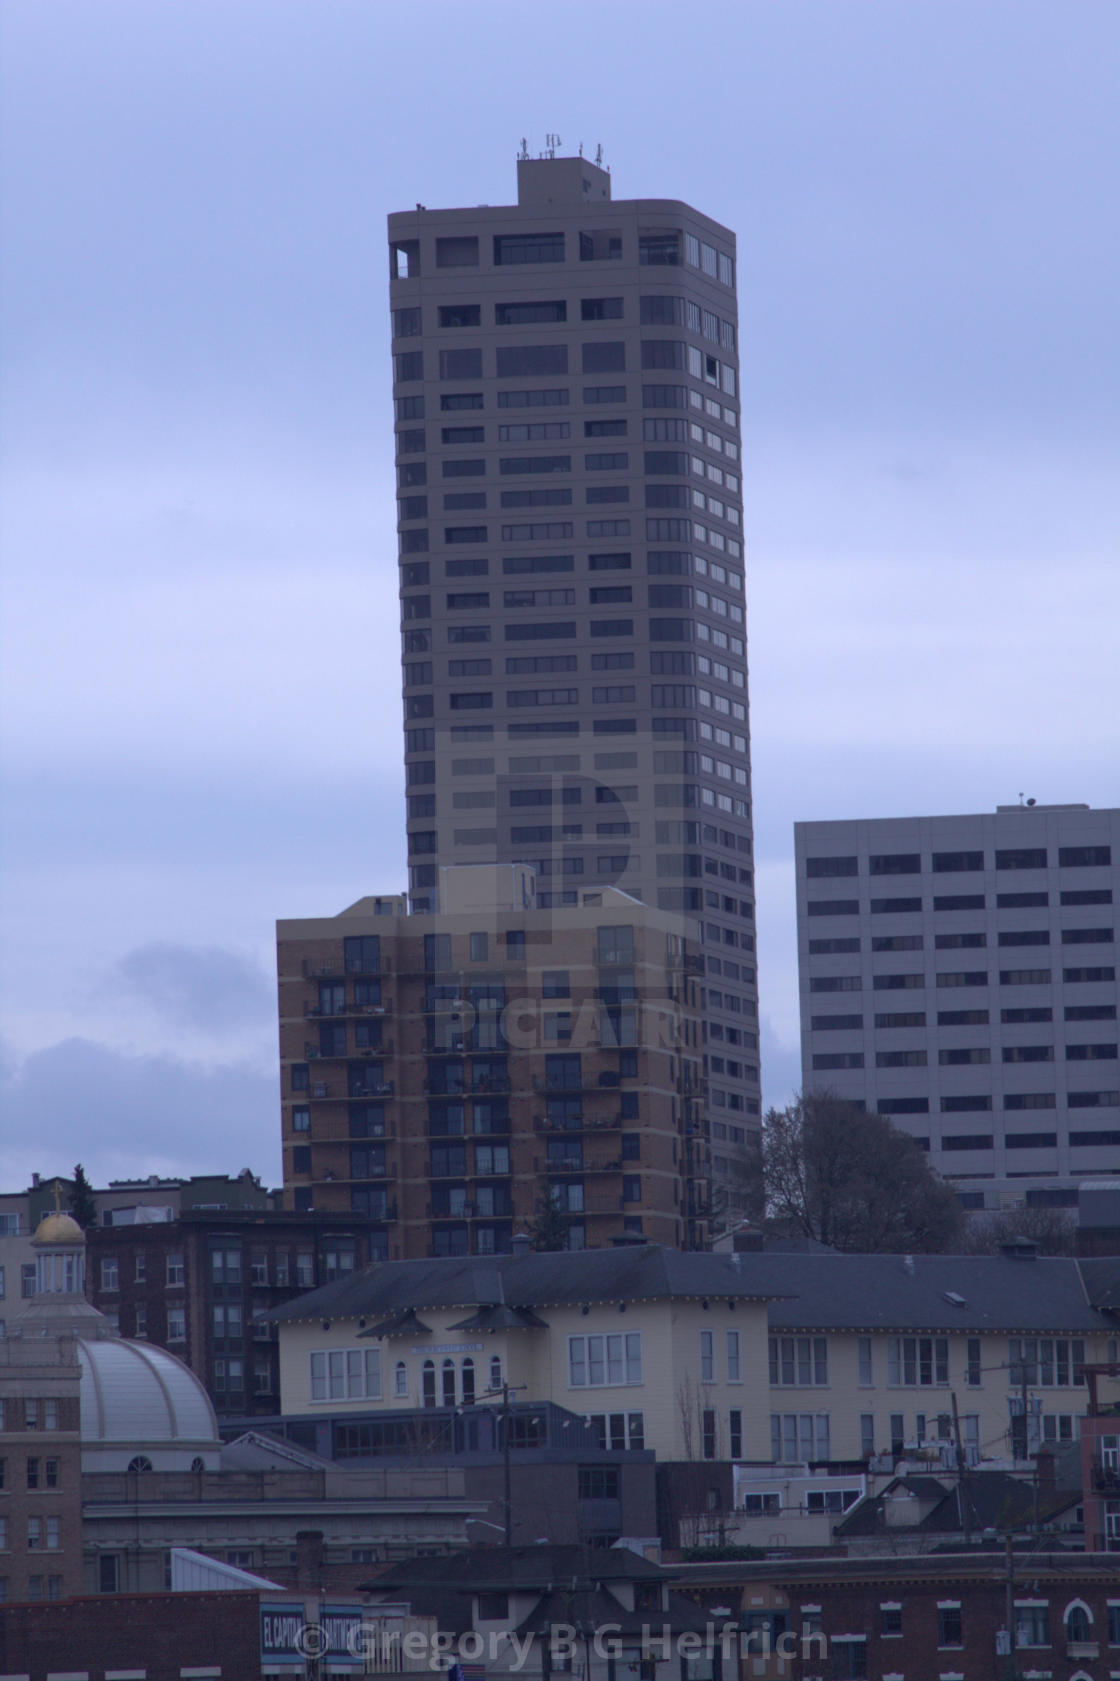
277;866;711;1257
86;1208;380;1417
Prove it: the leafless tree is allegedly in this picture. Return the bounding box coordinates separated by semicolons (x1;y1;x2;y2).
960;1204;1078;1255
762;1091;964;1252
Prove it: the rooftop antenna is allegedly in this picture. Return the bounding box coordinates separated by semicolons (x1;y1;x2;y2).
578;141;583;157
595;143;603;167
545;132;561;158
518;137;529;161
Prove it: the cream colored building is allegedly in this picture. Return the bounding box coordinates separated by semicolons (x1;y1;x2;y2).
268;1243;1120;1474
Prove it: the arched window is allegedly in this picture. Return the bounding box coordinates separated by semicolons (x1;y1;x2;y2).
422;1360;436;1408
490;1355;503;1392
127;1455;153;1474
1065;1602;1092;1643
394;1360;409;1398
461;1358;475;1405
190;1457;206;1474
442;1358;457;1407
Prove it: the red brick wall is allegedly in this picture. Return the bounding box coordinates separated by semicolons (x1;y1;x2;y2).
0;1589;259;1680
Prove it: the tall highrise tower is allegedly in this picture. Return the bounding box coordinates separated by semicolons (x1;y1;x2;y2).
388;153;761;1194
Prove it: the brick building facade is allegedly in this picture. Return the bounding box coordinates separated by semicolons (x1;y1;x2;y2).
0;1588;260;1680
86;1208;380;1417
0;1336;84;1605
278;870;710;1257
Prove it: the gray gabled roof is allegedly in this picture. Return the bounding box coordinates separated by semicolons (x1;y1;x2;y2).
763;1252;1116;1334
836;1470;1081;1537
265;1245;788;1326
364;1543;665;1603
263;1244;1120;1336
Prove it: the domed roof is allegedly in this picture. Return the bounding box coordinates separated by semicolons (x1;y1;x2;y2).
77;1338;220;1447
33;1211;85;1245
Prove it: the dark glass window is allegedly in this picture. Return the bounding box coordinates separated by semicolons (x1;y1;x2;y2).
496;345;569;378
495;300;567;324
439;348;483;381
639;232;681;265
806;857;858;878
640;295;685;324
1060;845;1111;867
582;342;626;372
579;229;622;262
439;304;481;327
493;233;565;265
996;848;1047;869
578;297;622;322
870;853;921;875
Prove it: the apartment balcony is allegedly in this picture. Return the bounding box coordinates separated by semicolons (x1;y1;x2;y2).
303;1043;395;1060
538;1159;622;1178
301;957;393;979
537;1157;587;1175
531;1072;621;1095
532;1113;625;1133
309;1080;395;1100
422;1077;511;1096
305;1002;391;1018
350;1202;398;1223
1092;1464;1120;1492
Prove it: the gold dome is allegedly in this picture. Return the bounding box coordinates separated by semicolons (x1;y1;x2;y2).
33;1211;85;1246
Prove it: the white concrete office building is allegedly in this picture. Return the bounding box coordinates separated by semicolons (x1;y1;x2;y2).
795;804;1118;1210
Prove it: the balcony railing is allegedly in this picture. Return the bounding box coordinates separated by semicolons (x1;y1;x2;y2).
531;1072;622;1095
533;1113;625;1133
305;1002;391;1018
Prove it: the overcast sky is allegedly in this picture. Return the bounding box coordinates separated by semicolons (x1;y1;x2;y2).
1;0;1117;1190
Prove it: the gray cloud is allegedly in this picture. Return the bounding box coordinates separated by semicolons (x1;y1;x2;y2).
1;1038;280;1188
108;942;274;1034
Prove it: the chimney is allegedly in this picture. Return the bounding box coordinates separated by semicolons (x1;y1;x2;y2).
999;1237;1039;1261
1034;1448;1056;1489
294;1529;325;1589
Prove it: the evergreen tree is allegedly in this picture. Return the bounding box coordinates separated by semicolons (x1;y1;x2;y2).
527;1192;572;1252
68;1164;97;1230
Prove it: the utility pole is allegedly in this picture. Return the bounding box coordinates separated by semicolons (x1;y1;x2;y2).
483;1381;527;1547
950;1391;972;1545
1003;1534;1017;1680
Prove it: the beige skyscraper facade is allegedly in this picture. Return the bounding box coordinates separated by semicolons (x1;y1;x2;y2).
388;153;760;1198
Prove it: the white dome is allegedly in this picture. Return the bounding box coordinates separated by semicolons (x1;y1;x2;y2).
77;1338;222;1472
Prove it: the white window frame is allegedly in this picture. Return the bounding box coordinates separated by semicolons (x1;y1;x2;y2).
309;1346;382;1403
568;1332;642;1388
